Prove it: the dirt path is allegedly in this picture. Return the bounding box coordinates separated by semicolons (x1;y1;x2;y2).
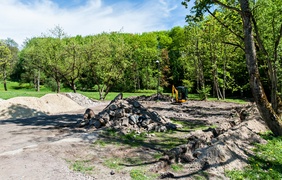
0;99;112;180
0;94;269;180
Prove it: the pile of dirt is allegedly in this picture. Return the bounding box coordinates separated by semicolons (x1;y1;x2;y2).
64;92;100;107
0;93;85;120
78;93;180;133
126;93;173;102
152;103;269;179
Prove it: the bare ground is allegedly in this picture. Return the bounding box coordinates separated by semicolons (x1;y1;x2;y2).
0;93;268;180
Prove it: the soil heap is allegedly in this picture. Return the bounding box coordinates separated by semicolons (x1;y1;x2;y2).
126;93;173;102
153;103;269;179
0;93;85;120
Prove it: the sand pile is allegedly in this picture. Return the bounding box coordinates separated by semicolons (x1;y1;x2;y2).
0;94;85;120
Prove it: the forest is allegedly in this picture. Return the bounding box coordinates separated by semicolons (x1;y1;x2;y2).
0;1;281;107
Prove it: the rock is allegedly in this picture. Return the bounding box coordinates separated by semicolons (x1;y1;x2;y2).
121;117;129;127
83;108;95;120
147;124;156;131
93;120;102;128
129;115;139;125
133;101;141;108
109;104;118;111
115;109;125;118
165;122;177;130
109;110;115;117
99;112;110;122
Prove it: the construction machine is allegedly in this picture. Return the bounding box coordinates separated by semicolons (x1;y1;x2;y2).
172;85;188;103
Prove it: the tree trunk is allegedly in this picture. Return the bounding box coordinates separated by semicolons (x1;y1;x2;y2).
70;79;76;93
240;0;282;136
3;66;7;91
37;69;40;92
56;81;61;93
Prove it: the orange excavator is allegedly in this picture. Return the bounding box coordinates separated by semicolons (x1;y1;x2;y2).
172;85;188;103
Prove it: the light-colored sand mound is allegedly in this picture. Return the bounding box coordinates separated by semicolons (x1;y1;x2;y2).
0;93;84;120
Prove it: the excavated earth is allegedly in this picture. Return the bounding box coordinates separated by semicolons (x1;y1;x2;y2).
0;93;269;180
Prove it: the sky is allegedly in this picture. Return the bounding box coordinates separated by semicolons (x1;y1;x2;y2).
0;0;192;48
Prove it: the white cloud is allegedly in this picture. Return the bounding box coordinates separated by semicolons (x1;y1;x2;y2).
0;0;187;47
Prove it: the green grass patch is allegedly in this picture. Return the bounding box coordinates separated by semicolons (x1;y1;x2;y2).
103;158;123;170
0;81;248;104
208;97;249;104
153;152;163;160
153;133;187;150
100;128;147;147
171;164;184;172
170;118;214;131
225;134;282;179
92;139;107;147
68;160;94;174
130;169;157;180
124;157;143;165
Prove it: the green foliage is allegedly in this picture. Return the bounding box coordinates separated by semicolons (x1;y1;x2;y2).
197;85;211;100
226;135;282;179
44;78;57;92
12;8;275;99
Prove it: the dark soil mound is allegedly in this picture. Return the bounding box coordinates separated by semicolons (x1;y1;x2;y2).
126;93;172;102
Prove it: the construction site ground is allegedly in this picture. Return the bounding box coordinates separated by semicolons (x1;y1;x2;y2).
0;93;268;180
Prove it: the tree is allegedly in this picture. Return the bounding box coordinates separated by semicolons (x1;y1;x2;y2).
42;27;66;93
82;32;130;100
61;36;86;93
0;42;12;91
20;37;45;91
182;0;282;136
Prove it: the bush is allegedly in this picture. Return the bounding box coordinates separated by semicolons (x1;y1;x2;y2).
44;78;57;92
197;85;211;100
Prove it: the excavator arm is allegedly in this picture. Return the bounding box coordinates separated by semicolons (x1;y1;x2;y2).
172;85;188;103
172;85;179;102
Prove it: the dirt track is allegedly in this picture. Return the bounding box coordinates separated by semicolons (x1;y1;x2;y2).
0;94;268;179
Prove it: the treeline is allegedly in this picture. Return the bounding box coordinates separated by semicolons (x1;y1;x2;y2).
1;0;281;101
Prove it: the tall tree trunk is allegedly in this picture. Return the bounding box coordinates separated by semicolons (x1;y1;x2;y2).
240;0;282;136
37;69;40;92
56;81;61;93
72;82;76;93
3;66;7;91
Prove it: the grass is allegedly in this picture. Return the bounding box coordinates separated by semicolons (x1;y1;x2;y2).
171;164;184;172
130;169;158;180
0;81;158;100
0;81;250;104
92;139;107;147
103;158;123;170
170;118;215;131
225;134;282;179
68;160;94;174
124;157;143;165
